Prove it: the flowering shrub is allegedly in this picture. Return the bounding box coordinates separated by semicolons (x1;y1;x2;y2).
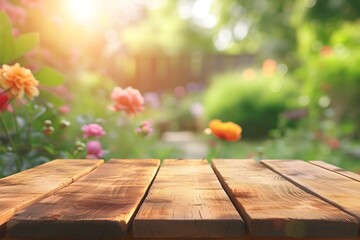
0;13;164;177
0;12;68;176
204;60;298;138
0;12;158;176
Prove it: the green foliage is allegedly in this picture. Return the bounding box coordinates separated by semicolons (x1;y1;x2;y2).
156;92;204;132
34;67;65;87
13;33;40;60
0;12;68;177
204;69;298;138
0;12;39;64
264;115;360;172
0;11;15;64
306;0;360;22
297;21;360;137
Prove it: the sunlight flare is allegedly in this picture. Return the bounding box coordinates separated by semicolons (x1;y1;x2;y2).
65;0;100;25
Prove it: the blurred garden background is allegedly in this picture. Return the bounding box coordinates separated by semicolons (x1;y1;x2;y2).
1;0;360;177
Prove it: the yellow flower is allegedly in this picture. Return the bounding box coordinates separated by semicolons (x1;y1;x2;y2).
209;119;242;142
0;63;39;99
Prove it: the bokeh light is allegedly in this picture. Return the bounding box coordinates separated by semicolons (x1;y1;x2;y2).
64;0;101;25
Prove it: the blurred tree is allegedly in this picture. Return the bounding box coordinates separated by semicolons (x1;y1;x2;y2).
306;0;360;22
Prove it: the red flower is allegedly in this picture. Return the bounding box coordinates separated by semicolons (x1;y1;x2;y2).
0;93;9;112
326;137;340;150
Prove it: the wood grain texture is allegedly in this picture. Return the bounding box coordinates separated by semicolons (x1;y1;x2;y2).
0;159;103;228
310;160;360;182
133;159;245;238
7;159;160;240
212;159;358;238
262;160;360;230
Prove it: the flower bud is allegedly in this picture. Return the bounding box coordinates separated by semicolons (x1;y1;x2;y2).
60;119;71;129
136;121;153;137
43;126;55;135
44;120;52;127
75;140;85;149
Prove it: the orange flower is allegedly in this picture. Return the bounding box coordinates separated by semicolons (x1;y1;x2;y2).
109;86;144;115
0;63;39;99
242;68;255;80
209;119;242;141
262;59;277;76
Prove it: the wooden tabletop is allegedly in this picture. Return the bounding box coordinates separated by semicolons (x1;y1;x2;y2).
0;159;359;240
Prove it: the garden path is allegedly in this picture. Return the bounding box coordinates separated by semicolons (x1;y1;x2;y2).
161;131;208;158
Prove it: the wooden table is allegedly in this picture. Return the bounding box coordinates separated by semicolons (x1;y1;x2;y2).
0;159;359;239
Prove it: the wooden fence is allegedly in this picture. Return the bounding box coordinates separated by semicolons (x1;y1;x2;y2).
103;53;256;92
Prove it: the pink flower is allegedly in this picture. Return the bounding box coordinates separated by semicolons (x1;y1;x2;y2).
58;105;70;114
0;1;27;24
109;87;144;115
86;141;104;159
82;123;106;138
136;121;153;137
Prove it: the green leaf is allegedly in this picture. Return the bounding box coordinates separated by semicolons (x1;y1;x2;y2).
0;11;15;64
32;104;47;120
43;145;55;155
39;90;64;107
13;33;39;60
34;67;65;87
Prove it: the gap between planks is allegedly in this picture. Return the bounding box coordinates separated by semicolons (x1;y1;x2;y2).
262;159;360;234
212;159;358;238
133;159;245;239
310;160;360;182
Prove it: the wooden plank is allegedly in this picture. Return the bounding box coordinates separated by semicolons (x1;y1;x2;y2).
262;160;360;229
7;159;160;239
310;160;360;182
133;159;245;238
212;159;358;238
0;159;103;229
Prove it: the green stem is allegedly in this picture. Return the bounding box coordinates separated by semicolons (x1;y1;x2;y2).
26;108;33;148
12;104;26;170
0;114;13;147
12;107;19;136
0;114;21;171
124;137;139;158
215;141;224;159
